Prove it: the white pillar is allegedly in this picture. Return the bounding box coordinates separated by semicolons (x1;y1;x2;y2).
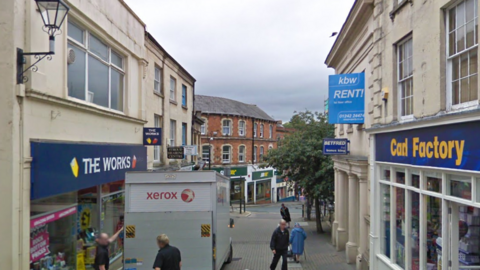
336;171;348;251
357;177;368;269
332;168;339;245
253;181;257;204
346;173;359;263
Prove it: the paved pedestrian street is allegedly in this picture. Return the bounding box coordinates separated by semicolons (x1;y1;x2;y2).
223;202;355;270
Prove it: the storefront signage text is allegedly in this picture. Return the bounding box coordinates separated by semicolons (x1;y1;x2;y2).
376;121;480;170
167;147;185;159
31;141;147;200
212;167;248;176
253;170;274;180
30;206;77;228
30;225;50;263
143;128;162;146
328;73;365;124
323;138;350;155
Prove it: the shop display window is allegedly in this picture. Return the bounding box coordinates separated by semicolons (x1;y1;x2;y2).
457;204;480;268
448;175;472;200
426;173;442;193
411;172;420;189
396;170;406;185
394;187;406;268
426;196;442;270
102;180;125;194
102;190;125;260
381;167;391;181
410;191;420;270
77;187;99;268
230;180;245;201
380;184;391;258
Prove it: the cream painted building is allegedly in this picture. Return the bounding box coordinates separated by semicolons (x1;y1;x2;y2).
0;0;196;269
144;32;197;169
325;1;374;269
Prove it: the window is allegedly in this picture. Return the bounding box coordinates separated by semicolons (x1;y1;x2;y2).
154;66;162;94
239;120;245;136
201;123;206;135
260;146;264;161
222;120;231;135
222;145;231;163
269;145;273;150
170;77;176;101
169;120;176;146
260;124;264;138
67;21;124;111
380;184;391;258
269;125;273;139
254;123;257;137
182;85;187;107
202;145;211;162
398;37;414;118
154;115;161;162
182;123;187;145
239;145;245;163
254;146;257;162
448;0;478;108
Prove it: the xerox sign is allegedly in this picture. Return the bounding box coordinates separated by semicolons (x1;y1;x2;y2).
128;183;212;212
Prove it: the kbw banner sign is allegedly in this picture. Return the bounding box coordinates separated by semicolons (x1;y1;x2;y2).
328;73;365;124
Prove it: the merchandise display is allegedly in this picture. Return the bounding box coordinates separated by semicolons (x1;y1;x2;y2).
459;206;480;269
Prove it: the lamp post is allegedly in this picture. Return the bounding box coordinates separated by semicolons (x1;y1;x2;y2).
208;137;213;170
17;0;70;84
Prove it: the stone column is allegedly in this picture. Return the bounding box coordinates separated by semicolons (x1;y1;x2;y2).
336;171;348;251
332;168;339;245
357;177;369;269
346;173;359;263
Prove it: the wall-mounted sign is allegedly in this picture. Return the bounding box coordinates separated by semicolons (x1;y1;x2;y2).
252;170;273;180
167;147;185;159
31;141;147;200
183;145;198;156
143;128;162;145
376;121;479;171
323;138;349;155
212;167;248;177
328;73;365;124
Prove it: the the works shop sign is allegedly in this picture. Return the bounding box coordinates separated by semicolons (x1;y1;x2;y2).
143;127;162;145
31;141;147;200
376;121;480;171
328;73;365;124
323;138;349;155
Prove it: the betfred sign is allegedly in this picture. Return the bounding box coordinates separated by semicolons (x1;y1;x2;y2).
128;184;211;212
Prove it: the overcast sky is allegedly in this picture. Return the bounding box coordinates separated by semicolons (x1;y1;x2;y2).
125;0;354;121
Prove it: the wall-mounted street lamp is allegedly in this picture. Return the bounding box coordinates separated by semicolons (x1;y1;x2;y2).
17;0;70;84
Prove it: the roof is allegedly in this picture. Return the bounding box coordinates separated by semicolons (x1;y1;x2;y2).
195;95;275;122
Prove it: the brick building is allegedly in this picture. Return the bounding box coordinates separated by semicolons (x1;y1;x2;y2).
195;95;278;203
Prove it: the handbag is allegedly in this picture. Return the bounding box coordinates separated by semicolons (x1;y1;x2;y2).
287;245;293;257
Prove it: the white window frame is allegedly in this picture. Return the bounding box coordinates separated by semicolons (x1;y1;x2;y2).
154;66;162;94
201;124;206;135
154;115;161;162
446;0;479;111
397;37;414;121
254;123;257;138
222;119;231;135
67;21;125;111
260;124;264;138
269;125;273;139
202;145;211;163
260;146;264;161
238;145;246;163
169;120;176;146
239;120;246;136
254;146;257;162
222;145;231;164
170;76;176;101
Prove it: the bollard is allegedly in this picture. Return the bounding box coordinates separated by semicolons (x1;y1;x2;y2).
239;199;242;214
302;204;305;218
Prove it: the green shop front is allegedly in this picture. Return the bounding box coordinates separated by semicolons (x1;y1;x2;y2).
212;167;247;202
250;170;274;203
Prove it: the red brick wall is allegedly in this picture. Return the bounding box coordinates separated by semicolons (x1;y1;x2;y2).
200;114;278;166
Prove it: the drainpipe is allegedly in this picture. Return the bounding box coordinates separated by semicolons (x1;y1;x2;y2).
252;118;255;165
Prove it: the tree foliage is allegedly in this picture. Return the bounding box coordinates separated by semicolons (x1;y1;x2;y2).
264;110;335;233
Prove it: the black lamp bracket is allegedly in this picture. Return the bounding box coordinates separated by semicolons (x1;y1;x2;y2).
17;35;55;84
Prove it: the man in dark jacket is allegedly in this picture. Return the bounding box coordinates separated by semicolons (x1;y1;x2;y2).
280;204;291;228
270;219;289;270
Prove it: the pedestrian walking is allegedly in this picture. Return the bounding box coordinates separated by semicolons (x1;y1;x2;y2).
93;228;123;270
280;203;291;228
153;234;182;270
290;222;307;263
270;219;290;270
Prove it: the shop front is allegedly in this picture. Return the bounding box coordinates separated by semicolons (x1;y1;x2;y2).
276;177;295;202
372;121;480;270
252;170;274;203
30;141;146;270
212;166;248;202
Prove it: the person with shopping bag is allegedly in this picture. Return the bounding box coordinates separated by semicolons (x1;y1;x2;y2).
290;222;307;263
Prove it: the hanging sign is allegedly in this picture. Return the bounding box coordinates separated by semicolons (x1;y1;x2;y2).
167;147;185;159
328;73;365;124
323;138;350;155
183;145;198;156
143;128;162;145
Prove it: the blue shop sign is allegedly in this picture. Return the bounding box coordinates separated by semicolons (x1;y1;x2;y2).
323;138;349;155
31;141;147;200
143;127;162;145
376;121;478;171
328;73;365;124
